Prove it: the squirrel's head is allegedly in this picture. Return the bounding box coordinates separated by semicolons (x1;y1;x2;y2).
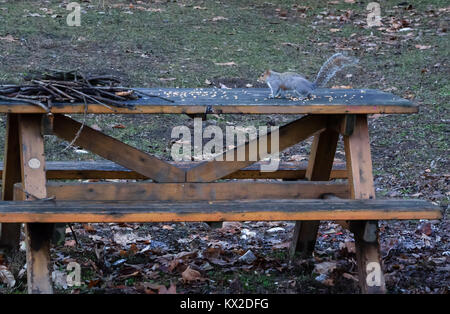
258;70;271;83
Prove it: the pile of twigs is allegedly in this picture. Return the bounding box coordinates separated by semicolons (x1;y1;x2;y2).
0;70;172;112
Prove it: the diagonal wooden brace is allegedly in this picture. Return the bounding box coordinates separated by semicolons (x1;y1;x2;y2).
290;127;340;258
186;114;328;182
52;114;186;183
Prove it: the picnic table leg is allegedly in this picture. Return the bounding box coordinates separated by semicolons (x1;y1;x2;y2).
290;127;339;258
0;114;22;251
18;114;54;294
344;115;386;294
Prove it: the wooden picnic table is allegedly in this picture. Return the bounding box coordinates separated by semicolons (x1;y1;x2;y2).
0;88;441;294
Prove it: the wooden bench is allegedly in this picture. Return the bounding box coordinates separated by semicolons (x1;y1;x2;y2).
0;87;442;294
0;160;348;180
0;199;440;223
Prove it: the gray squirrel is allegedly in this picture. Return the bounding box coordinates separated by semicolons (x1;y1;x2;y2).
259;53;359;99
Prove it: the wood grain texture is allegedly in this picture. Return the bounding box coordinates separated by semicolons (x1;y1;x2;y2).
290;128;340;258
0;114;22;250
18;114;53;294
186;114;327;182
344;115;384;294
0;160;348;180
344;115;375;199
15;181;350;201
0;88;417;114
0;199;441;223
52;114;186;183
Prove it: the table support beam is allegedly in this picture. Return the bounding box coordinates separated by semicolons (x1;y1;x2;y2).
290;128;339;258
186;114;327;182
52;114;186;183
19;114;53;294
0;114;22;251
344;115;386;294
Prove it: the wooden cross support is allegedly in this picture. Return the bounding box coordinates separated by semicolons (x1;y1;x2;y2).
0;88;439;294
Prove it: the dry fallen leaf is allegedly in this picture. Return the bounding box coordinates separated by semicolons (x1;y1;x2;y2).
159;77;176;81
278;10;288;17
314;261;337;275
0;266;16;288
0;35;18;42
158;282;177;294
415;45;432;50
272;242;291;250
146;8;164;13
129;243;139;255
64;240;76;247
215;62;237;66
181;266;202;282
83;223;96;232
329;28;341;32
88;279;101;288
112;124;126;129
212;16;228;21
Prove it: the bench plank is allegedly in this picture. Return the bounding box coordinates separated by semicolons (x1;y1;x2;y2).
0;88;417;114
0;161;348;180
0;199;441;223
14;181;350;201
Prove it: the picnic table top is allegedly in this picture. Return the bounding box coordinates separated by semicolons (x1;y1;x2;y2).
0;88;417;115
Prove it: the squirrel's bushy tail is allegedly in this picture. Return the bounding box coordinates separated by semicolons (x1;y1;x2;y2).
313;53;358;88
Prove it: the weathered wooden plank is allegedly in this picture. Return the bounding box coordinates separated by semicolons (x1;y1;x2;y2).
0;199;441;223
14;181;350;201
52;114;186;183
0;88;418;114
0;160;348;180
0;114;22;250
344;116;375;199
344;115;385;294
290;128;340;258
305;129;340;182
186;115;327;182
18;114;53;294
